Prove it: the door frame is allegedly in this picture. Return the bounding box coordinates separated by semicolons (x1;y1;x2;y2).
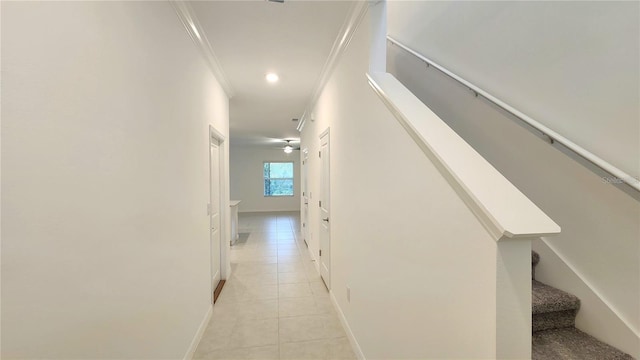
301;148;309;248
209;125;228;303
318;128;331;289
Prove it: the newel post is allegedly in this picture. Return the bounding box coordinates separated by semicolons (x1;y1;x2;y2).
495;238;533;359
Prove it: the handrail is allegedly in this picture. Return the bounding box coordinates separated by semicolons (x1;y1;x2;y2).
367;72;560;241
387;36;640;201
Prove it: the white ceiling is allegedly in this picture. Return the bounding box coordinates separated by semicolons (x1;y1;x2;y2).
190;0;353;149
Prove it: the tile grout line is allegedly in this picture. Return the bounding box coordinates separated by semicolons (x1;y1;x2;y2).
199;214;354;359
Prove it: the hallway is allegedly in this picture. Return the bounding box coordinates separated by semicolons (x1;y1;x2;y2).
194;212;357;359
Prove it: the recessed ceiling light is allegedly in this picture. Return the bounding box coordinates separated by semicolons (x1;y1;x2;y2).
266;73;279;83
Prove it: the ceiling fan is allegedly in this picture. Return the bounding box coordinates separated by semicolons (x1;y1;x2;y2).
283;140;300;154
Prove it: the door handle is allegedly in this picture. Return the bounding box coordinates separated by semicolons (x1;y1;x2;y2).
322;218;329;222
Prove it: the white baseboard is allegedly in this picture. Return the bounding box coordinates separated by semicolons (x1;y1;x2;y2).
329;291;365;360
183;304;213;360
307;244;319;268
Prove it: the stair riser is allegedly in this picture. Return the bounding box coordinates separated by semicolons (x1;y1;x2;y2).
533;328;634;360
533;309;578;332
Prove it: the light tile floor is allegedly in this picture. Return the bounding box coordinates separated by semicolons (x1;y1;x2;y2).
194;212;357;360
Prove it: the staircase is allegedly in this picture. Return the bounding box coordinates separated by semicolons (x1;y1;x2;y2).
531;251;633;359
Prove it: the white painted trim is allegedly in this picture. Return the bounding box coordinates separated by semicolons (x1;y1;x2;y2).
329;291;366;360
366;72;560;241
171;1;234;98
209;126;226;143
308;250;320;272
541;238;640;338
318;128;330;140
301;147;310;255
297;0;369;132
209;125;230;283
183;304;213;360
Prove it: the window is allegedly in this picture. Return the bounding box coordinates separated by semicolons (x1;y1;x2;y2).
264;162;294;196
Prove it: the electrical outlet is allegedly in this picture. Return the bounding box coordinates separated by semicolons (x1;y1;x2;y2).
347;286;351;303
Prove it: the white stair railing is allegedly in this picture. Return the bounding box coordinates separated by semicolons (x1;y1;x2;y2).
367;71;560;359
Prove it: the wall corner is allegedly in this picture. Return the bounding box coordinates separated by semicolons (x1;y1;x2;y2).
368;0;387;73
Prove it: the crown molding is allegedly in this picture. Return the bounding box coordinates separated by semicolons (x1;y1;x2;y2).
297;0;369;132
171;1;235;98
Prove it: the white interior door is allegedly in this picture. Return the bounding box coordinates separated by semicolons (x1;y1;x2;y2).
210;137;221;302
302;149;309;246
319;130;330;288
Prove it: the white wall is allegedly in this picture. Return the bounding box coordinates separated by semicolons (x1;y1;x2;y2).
387;2;640;357
388;1;639;179
230;146;300;213
300;9;519;359
1;2;230;358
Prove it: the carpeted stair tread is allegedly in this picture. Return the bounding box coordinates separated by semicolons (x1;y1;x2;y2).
531;253;630;357
533;327;633;360
533;280;580;315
